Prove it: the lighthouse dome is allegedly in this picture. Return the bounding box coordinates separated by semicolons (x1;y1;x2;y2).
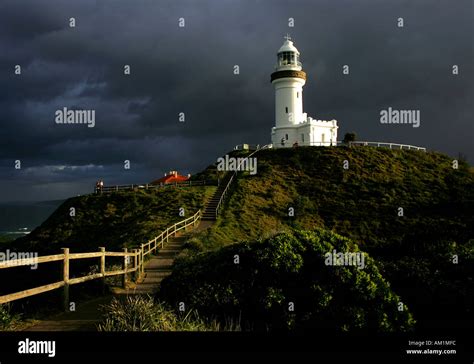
276;36;302;70
278;40;300;54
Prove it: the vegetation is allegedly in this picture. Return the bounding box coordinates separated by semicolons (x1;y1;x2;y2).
343;132;357;143
160;228;415;332
11;186;216;254
0;234;15;244
2;146;472;332
0;186;215;313
183;147;473;327
98;296;240;332
0;304;22;330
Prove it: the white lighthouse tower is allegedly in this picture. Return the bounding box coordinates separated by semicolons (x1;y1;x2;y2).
271;35;338;148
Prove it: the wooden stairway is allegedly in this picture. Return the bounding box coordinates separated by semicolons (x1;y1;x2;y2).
201;173;233;221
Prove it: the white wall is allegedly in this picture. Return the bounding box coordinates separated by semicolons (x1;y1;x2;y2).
273;77;305;128
272;121;338;148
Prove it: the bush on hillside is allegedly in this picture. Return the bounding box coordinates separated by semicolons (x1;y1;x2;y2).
159;228;415;332
343;132;357;144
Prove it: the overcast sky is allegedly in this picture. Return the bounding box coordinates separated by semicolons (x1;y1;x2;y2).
0;0;472;202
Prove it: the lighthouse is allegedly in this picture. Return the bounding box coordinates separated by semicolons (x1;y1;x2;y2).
271;35;338;148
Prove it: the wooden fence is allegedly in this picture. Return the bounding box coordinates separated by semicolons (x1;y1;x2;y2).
0;210;201;310
99;180;211;194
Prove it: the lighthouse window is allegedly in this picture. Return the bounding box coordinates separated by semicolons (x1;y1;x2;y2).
285;107;288;113
297;92;299;98
301;134;304;142
278;52;301;67
278;52;297;66
285;134;289;140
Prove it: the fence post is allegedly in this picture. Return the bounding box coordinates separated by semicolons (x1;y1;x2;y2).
122;248;128;288
140;244;145;275
61;248;69;312
133;249;138;281
136;248;141;280
99;247;105;293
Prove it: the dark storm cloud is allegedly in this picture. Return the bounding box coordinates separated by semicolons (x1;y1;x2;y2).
0;0;472;201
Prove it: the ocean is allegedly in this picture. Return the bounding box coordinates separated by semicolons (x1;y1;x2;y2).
0;200;64;238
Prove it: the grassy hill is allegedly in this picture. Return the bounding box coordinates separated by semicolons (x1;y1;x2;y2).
11;186;216;255
2;145;473;331
189;147;473;253
178;146;473;329
0;186;215;308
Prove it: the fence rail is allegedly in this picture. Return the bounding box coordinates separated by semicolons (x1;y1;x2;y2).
0;210;201;309
98;180;211;194
259;140;426;151
348;141;426;151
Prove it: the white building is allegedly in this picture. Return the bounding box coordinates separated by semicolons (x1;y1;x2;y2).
271;36;338;148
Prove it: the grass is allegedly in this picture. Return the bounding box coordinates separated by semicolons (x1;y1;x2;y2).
0;185;216;319
0;303;23;331
11;186;216;255
189;147;473;254
2;146;472;332
98;296;241;332
179;146;473;328
0;234;17;245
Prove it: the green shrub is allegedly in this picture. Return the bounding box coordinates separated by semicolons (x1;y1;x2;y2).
343;132;357;143
159;228;415;332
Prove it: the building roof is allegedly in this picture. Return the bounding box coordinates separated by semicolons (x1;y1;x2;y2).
151;171;189;184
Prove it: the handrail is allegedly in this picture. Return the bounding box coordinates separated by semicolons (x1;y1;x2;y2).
348;141;426;151
98;180;212;194
265;140;426;150
215;144;272;218
0;210;201;308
